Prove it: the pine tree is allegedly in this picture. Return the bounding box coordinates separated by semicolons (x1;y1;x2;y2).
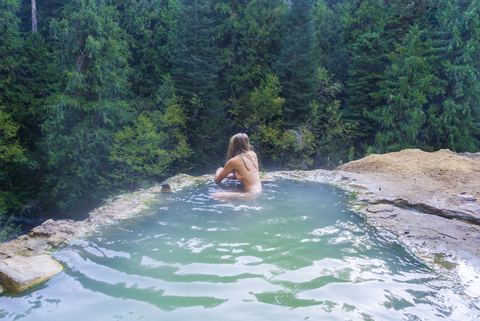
342;0;389;148
216;0;288;99
0;106;27;210
172;0;228;168
310;0;349;83
109;75;192;186
274;0;316;126
117;0;181;98
428;0;480;152
374;25;444;152
0;0;57;211
41;0;131;211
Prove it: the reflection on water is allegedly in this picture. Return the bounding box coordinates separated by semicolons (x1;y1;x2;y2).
1;181;478;320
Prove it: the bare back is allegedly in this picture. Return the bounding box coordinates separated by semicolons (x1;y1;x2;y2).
214;151;262;193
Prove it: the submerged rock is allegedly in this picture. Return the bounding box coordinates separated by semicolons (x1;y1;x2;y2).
0;255;63;291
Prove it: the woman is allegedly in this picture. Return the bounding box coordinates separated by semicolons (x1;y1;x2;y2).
213;133;262;198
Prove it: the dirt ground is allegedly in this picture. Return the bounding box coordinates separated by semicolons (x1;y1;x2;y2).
338;148;480;201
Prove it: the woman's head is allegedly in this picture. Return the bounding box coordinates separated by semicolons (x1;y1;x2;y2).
227;133;251;160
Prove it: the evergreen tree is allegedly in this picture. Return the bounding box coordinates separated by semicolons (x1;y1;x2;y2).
109;75;192;186
342;0;389;149
230;74;285;164
428;0;480;152
117;0;181;98
1;0;57;211
216;0;288;99
42;0;131;211
310;0;348;83
308;67;354;167
274;0;316;126
0;106;27;209
374;25;444;152
172;0;228;169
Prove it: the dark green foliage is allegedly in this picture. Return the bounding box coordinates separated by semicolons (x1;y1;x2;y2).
1;1;57;146
374;25;445;151
232;74;285;164
342;0;390;146
307;67;354;168
171;0;229;169
370;0;480;153
109;75;192;185
0;212;21;242
274;0;316;125
41;0;131;211
0;106;28;211
427;0;480;152
118;0;181;98
216;0;288;99
310;0;348;83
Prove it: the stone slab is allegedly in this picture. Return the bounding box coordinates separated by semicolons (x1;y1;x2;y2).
0;255;63;291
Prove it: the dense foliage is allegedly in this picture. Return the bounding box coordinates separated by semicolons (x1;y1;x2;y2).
0;0;479;219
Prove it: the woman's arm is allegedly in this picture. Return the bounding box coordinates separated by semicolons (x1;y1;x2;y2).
214;159;237;183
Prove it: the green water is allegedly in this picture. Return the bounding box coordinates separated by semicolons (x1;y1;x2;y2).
0;181;477;320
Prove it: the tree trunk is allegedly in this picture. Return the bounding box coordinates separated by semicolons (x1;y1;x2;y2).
31;0;37;32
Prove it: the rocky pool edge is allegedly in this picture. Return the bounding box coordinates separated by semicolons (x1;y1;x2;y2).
0;150;478;307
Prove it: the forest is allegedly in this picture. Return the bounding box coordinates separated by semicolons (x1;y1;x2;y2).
0;0;479;229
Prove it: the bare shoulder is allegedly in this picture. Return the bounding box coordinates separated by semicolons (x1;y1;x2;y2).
247;151;259;162
224;156;242;171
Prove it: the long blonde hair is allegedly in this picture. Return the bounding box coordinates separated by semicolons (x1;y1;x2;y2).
227;133;254;169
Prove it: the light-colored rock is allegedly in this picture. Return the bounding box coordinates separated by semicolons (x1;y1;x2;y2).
89;197;143;225
0;219;96;260
334;148;480;297
458;194;477;202
0;255;63;291
337;149;480;222
30;219;95;242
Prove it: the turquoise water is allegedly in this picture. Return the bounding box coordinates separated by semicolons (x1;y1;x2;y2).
0;181;477;320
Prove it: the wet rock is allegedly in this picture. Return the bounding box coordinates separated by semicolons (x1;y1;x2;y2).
30;219;94;238
30;219;96;248
0;219;96;261
162;173;213;190
0;255;63;292
161;182;172;193
360;205;480;265
89;198;143;225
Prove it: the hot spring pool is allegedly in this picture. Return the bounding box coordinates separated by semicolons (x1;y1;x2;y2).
0;181;477;320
